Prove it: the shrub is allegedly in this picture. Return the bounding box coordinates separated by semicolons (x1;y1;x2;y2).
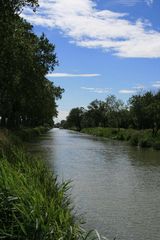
139;137;152;148
129;133;139;146
15;127;49;142
153;141;160;150
116;133;125;141
111;128;118;135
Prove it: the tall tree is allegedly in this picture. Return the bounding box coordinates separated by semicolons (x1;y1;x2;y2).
0;0;64;128
87;100;106;127
66;108;84;131
105;95;124;129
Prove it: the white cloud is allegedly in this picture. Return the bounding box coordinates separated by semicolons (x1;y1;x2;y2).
152;81;160;88
22;0;160;58
119;89;137;94
81;86;111;94
47;73;100;78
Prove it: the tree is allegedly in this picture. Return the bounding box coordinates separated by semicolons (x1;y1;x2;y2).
0;0;64;128
129;91;154;129
0;0;38;14
129;94;145;129
105;95;124;129
86;100;106;127
145;91;160;135
66;108;84;131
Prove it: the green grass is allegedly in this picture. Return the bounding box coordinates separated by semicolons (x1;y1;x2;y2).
0;147;80;239
81;127;160;150
0;148;108;240
14;126;50;142
0;126;50;150
0;130;108;240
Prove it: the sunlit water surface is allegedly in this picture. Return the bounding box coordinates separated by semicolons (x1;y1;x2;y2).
29;129;160;240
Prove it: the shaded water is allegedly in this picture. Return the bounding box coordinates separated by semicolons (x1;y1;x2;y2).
30;129;160;240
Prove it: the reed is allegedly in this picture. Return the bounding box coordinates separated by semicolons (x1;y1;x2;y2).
0;147;80;239
81;127;160;150
0;130;108;240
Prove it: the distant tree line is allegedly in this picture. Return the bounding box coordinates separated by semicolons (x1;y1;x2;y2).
61;91;160;135
0;0;63;128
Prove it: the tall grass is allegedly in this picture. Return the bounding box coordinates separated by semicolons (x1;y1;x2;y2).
14;126;50;142
0;130;109;240
0;147;80;239
81;127;160;150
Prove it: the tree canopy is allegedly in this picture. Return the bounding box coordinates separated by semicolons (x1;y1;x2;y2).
62;91;160;135
0;0;64;128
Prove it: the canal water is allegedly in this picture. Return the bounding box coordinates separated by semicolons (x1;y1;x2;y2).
30;128;160;240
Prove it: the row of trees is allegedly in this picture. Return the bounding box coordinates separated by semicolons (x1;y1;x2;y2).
61;91;160;135
0;0;63;128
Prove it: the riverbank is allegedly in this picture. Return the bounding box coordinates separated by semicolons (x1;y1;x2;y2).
0;126;50;147
81;127;160;150
0;128;106;240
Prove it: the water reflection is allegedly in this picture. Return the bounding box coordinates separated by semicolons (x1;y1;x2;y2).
29;129;160;240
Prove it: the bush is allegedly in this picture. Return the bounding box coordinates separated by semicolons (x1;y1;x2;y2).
124;129;134;141
111;128;118;135
15;127;49;141
116;133;125;141
129;133;140;146
139;137;152;148
81;128;160;151
153;141;160;150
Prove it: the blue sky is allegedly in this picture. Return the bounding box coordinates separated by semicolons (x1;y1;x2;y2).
23;0;160;121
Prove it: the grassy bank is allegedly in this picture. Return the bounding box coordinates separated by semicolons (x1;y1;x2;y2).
81;127;160;150
0;148;80;239
0;129;107;240
14;126;51;142
0;126;50;147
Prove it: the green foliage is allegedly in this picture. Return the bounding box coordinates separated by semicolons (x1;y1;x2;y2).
14;126;50;141
138;131;153;148
81;127;160;150
66;108;84;131
139;137;152;148
82;127;118;139
129;91;160;133
0;132;108;240
62;91;160;137
1;0;38;14
116;133;125;141
129;133;140;146
62;95;131;130
153;141;160;150
0;148;80;239
0;0;64;129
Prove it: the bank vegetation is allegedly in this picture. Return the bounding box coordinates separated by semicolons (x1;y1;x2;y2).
60;92;160;149
0;129;108;240
0;0;63;129
0;1;108;239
